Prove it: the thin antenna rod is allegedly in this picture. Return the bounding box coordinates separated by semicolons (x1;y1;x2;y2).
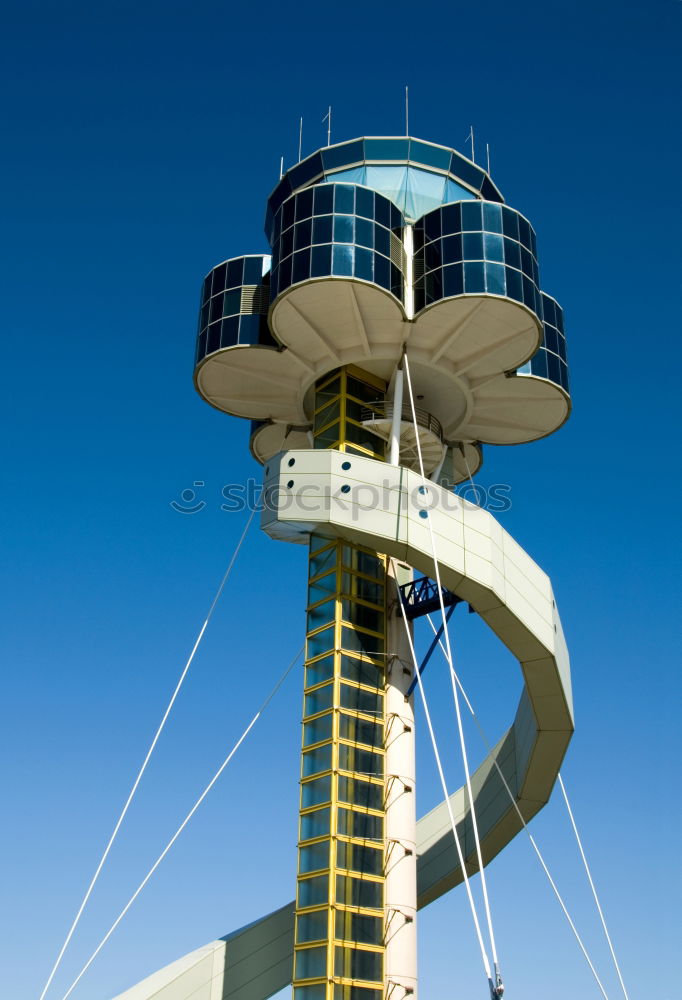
322;106;332;146
468;125;475;164
486;142;491;175
298;117;303;162
279;155;284;179
405;86;409;136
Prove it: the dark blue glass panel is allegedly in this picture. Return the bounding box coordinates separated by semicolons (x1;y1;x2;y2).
414;286;425;312
226;257;244;288
355;247;373;281
207;322;221;354
220;315;239;347
544;324;559;355
531;348;548;378
211;262;226;294
410;140;451;170
356;217;373;249
196;330;207;362
483;232;504;262
270;268;278;299
311;243;332;278
391;272;402;299
441;202;461;235
333;215;354;243
293;248;311;284
542;296;556;327
322;140;364;171
374;253;390;290
425;240;441;272
334;185;355;215
559;360;569;392
200;301;209;330
463;232;483;259
423;209;441;243
365;138;409;161
547;351;561;386
237;314;260;345
556;332;567;362
485;262;506;295
313;215;333;244
243;257;263;285
390;203;403;230
201;274;212;303
264;208;275;246
412;224;424;251
483;202;503;233
295;218;312;250
209;295;223;323
280;227;294;260
332;244;354;276
518;215;531;250
443;233;462;263
506;267;523;302
464;261;485;293
555;305;565;334
355;186;374;220
374;224;390;258
314;184;334;215
504;237;521;270
296;188;314;221
429;268;442;300
443;263;464;298
282;197;295;230
279;254;292;290
501;207;519;241
223;289;241;316
461;200;482;232
522;276;536;310
374;195;390;228
450;153;485;191
520;247;533;277
529;229;537;258
288;152;323;191
480;176;502;202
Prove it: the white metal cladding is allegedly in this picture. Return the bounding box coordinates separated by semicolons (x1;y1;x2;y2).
262;447;574;875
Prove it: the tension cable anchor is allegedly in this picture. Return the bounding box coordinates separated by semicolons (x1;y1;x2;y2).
488;966;505;998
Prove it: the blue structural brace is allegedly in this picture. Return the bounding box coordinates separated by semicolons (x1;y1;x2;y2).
399;576;462;620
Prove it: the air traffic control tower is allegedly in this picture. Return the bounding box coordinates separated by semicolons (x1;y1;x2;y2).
188;136;574;1000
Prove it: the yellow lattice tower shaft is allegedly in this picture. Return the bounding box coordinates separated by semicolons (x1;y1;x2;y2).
293;366;416;1000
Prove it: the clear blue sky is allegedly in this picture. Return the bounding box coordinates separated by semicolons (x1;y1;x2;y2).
1;1;680;998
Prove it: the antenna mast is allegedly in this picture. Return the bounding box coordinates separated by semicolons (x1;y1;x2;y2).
298;117;303;162
405;86;409;136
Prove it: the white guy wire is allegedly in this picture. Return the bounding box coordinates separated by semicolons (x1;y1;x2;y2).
58;644;303;1000
39;507;256;1000
403;354;501;984
390;561;493;985
558;774;630;1000
424;612;612;1000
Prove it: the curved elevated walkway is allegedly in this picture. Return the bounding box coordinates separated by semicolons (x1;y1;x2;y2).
114;447;572;1000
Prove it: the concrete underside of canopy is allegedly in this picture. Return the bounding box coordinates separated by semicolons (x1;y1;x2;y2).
195;278;569;444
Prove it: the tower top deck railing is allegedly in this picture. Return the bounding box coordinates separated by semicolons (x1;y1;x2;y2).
361;401;444;442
